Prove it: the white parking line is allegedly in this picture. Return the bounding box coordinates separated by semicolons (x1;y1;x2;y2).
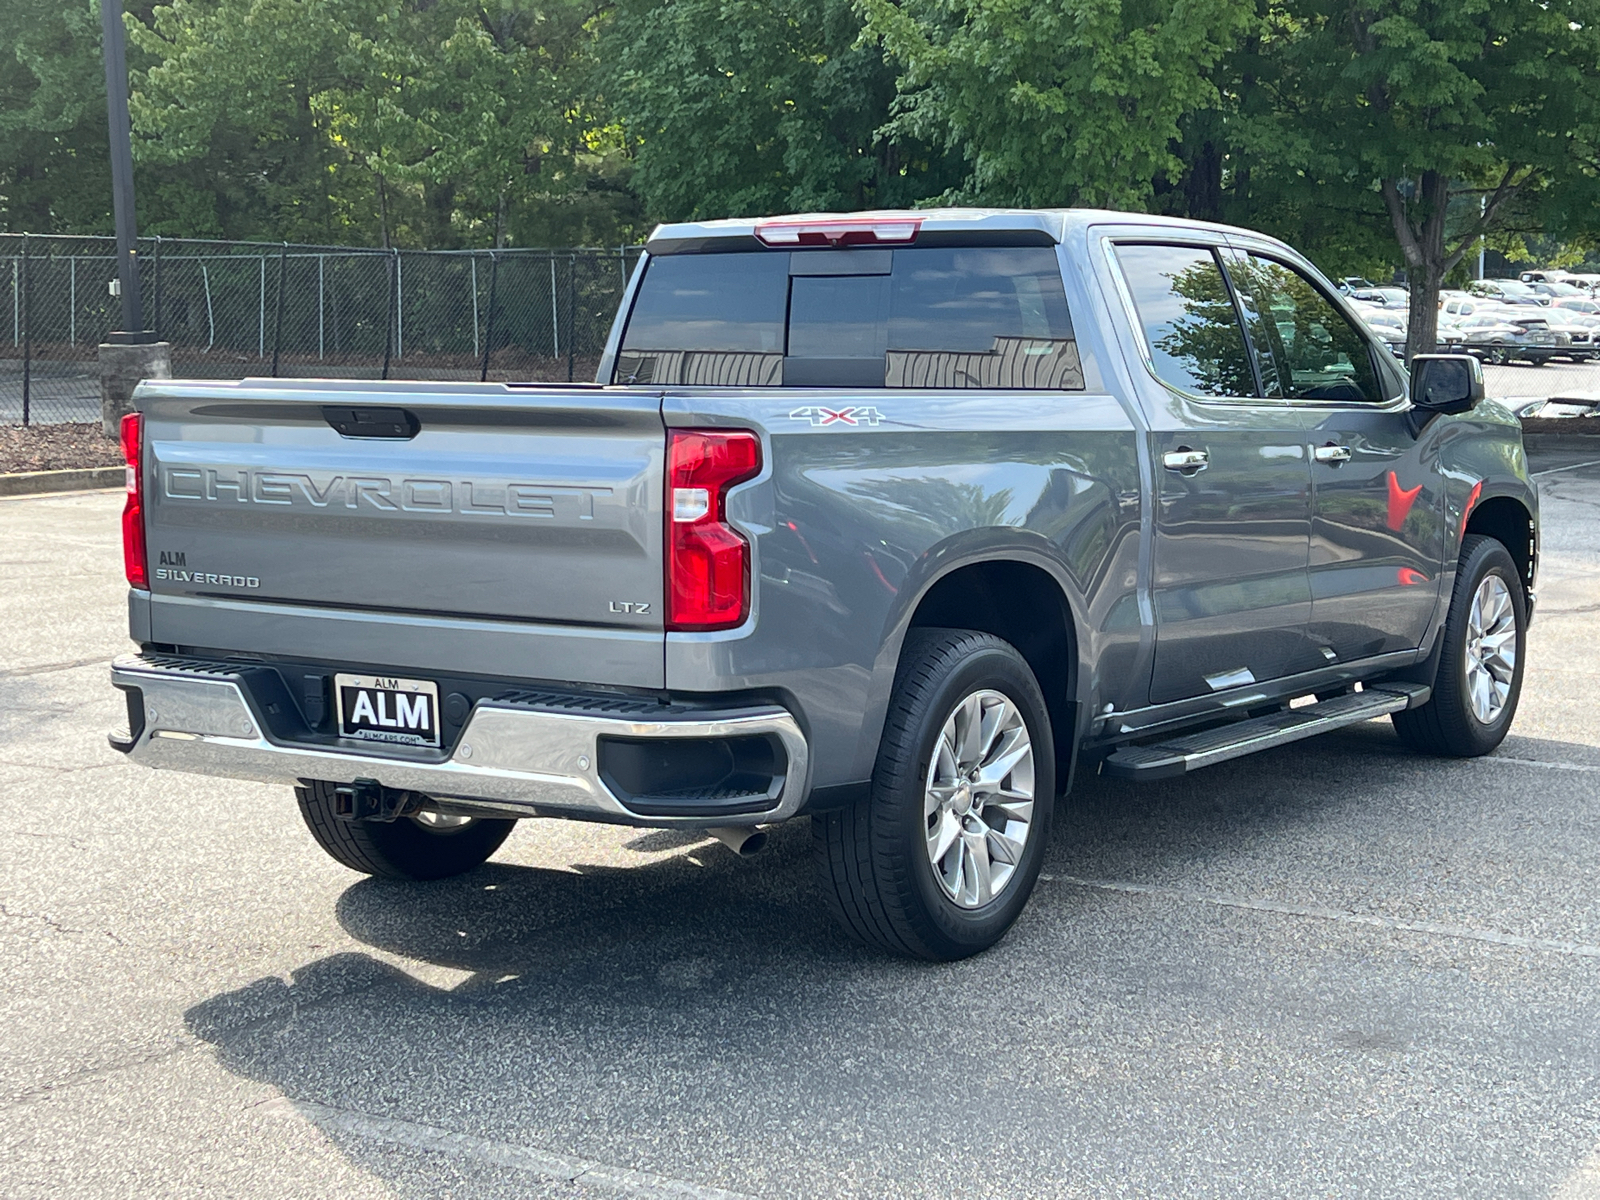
1481;755;1600;773
1532;458;1600;477
1051;877;1600;960
257;1097;758;1199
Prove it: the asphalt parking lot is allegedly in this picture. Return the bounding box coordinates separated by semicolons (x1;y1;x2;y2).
4;455;1600;1199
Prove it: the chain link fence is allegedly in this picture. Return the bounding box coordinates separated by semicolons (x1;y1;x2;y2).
1;233;643;424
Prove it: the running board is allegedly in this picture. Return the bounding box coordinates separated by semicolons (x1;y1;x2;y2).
1101;683;1431;781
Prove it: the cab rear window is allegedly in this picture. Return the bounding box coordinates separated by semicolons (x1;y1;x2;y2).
616;247;1083;389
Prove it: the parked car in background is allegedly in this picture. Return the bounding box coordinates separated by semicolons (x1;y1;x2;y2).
1549;296;1600;317
1547;312;1600;361
1437;317;1470;349
1519;270;1572;284
1354;306;1408;356
1469;279;1550;306
1442;295;1502;321
1456;311;1560;363
1349;286;1410;309
1530;281;1590;301
1337;276;1376;293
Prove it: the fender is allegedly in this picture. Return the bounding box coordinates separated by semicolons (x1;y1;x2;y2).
847;530;1103;799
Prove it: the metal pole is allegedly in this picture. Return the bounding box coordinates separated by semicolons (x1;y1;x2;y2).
470;255;479;359
566;253;576;382
382;249;396;379
549;255;559;358
152;235;163;338
201;262;215;351
271;242;287;376
258;256;266;358
479;251;499;382
11;257;17;347
395;252;403;361
100;0;148;340
1478;194;1486;280
21;234;31;426
70;256;77;345
318;255;325;360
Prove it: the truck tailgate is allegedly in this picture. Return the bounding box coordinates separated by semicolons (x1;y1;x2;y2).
138;379;665;666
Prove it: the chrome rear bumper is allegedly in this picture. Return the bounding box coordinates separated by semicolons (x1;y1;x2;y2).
109;655;808;826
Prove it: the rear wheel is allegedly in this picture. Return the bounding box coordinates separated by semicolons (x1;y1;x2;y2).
813;629;1055;961
1392;535;1526;757
296;780;515;880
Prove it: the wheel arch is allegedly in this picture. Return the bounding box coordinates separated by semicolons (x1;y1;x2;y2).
1464;494;1537;592
883;553;1083;790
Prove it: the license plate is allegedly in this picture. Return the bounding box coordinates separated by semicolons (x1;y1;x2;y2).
334;673;441;747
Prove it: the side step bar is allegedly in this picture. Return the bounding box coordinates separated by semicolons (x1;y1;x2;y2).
1101;683;1431;781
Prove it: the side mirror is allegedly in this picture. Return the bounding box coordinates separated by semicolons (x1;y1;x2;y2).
1410;354;1484;416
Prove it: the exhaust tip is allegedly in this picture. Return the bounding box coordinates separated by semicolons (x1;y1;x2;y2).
707;826;768;857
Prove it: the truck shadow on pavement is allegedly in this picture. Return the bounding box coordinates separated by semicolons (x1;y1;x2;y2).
179;720;1600;1195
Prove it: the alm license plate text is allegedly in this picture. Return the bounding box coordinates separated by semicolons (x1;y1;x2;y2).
335;674;441;747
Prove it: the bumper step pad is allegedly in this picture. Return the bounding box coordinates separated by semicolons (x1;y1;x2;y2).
1102;683;1430;781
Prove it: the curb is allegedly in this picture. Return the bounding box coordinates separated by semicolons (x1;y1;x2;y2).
0;466;125;498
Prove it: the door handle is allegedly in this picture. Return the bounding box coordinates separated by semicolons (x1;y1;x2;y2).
1314;443;1353;465
1162;448;1210;473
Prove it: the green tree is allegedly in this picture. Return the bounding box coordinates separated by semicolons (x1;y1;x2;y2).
1260;0;1600;357
128;0;637;246
1;0;113;232
860;0;1256;209
603;0;959;221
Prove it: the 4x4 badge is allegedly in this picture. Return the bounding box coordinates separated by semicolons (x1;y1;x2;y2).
789;405;885;427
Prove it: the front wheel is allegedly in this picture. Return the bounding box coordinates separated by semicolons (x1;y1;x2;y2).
1392;535;1526;757
813;629;1056;961
296;780;515;880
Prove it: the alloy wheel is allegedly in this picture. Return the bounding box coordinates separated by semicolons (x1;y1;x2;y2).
1464;574;1517;725
923;689;1036;908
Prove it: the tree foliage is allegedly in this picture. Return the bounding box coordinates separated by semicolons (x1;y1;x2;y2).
603;0;960;219
1257;0;1600;355
127;0;636;246
6;0;1600;311
860;0;1257;208
1;0;116;232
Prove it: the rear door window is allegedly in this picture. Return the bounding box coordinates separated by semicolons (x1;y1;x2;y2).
616;245;1083;389
1112;243;1257;398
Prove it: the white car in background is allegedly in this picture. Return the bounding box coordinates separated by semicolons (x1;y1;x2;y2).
1351;303;1408;356
1348;286;1410;309
1546;310;1600;361
1550;296;1600;317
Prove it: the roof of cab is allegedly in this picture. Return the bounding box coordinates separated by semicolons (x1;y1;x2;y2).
644;207;1265;255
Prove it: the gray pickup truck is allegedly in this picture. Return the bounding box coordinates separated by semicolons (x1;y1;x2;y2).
109;209;1537;960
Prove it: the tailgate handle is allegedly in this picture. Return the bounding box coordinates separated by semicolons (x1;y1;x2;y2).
322;406;420;439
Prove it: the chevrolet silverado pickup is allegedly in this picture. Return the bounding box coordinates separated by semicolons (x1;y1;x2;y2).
109;209;1538;960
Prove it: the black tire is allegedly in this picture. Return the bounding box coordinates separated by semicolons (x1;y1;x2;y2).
1392;535;1527;757
295;780;515;880
813;629;1056;961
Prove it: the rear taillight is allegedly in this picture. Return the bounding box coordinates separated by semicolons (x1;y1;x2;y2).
120;412;148;589
666;429;761;631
